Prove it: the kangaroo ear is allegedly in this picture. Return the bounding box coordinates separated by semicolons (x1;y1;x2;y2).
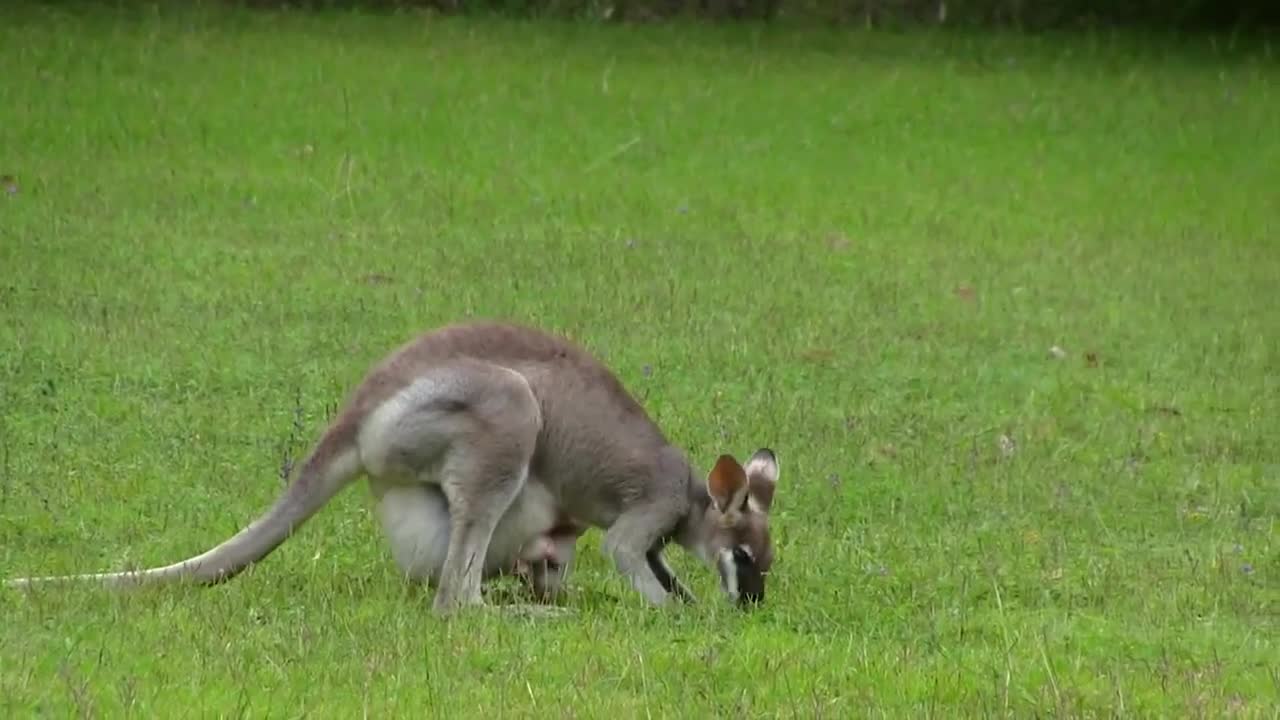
707;454;750;518
743;448;778;512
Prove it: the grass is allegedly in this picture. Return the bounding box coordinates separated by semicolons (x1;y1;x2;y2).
1;2;1278;716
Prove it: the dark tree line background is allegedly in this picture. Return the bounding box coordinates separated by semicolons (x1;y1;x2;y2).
217;0;1279;29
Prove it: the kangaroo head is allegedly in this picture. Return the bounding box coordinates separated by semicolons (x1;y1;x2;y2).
698;448;779;608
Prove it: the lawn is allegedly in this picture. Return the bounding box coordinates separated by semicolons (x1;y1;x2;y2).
1;2;1277;716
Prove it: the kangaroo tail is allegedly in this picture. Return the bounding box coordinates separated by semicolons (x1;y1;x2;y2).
6;418;362;590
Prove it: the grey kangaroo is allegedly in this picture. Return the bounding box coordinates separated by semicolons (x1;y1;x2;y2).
7;321;781;614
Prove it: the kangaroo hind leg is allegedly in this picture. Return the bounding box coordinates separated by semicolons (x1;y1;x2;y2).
365;360;542;615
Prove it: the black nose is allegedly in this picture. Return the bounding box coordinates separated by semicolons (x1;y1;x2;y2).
732;548;765;608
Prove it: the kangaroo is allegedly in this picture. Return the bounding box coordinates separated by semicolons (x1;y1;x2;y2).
6;321;781;614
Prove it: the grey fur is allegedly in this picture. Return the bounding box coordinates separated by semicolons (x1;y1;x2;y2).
6;321;779;615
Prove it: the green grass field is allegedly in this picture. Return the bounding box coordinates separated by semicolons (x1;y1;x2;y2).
2;3;1277;716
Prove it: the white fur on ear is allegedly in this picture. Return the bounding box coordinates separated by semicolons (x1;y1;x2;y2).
743;448;778;513
743;448;779;485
